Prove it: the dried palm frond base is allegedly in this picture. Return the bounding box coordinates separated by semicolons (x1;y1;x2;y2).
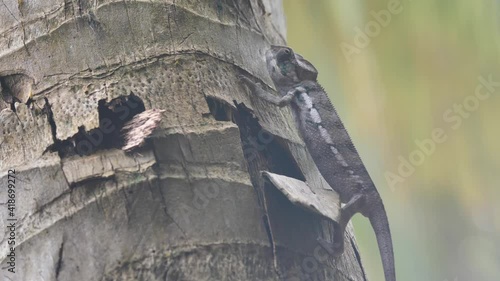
121;108;165;152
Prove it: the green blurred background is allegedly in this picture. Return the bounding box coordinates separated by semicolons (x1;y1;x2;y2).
283;1;500;281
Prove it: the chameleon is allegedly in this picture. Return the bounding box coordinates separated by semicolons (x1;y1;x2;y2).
240;46;395;281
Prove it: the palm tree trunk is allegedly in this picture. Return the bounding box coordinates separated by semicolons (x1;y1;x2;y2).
0;0;366;280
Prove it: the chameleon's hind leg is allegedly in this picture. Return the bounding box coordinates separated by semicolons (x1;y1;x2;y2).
317;194;364;256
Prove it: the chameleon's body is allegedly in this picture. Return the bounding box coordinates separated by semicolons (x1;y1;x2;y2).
241;46;395;281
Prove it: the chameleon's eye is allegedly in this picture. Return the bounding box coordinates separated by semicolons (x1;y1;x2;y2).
277;48;292;62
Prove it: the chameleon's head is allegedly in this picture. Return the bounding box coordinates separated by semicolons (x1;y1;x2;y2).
266;45;318;89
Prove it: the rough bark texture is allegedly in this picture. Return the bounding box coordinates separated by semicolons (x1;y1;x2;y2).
0;1;366;280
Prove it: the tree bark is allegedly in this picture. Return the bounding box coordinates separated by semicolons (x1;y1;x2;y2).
0;0;366;280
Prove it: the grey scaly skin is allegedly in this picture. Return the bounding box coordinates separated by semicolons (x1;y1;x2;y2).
240;46;395;281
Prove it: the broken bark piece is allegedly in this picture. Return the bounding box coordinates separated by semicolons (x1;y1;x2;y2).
121;108;165;151
261;171;340;223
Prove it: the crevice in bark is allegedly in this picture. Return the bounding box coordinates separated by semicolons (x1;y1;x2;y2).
204;96;233;122
232;101;303;280
55;239;64;280
70;174;117;189
232;101;305;181
44;97;62;152
261;214;274;246
45;94;146;158
261;195;281;279
204;96;305;280
86;11;103;34
76;0;84;16
204;96;304;181
63;0;74;19
13;0;31;55
150;175;187;237
349;236;367;281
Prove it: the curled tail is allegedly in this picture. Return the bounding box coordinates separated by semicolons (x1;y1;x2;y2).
369;203;396;281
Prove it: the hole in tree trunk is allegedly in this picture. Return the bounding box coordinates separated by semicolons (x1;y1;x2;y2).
45;94;146;157
204;96;305;181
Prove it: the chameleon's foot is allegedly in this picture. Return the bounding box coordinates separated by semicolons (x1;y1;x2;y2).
317;237;344;257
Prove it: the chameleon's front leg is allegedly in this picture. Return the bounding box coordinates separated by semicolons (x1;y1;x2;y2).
239;76;294;107
317;194;364;256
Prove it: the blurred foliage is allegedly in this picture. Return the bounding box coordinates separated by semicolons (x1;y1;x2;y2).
283;1;500;281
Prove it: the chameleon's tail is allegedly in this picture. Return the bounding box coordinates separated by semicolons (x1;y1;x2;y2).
369;203;396;281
